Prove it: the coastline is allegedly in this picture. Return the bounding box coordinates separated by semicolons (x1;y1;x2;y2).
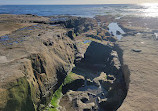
0;14;158;111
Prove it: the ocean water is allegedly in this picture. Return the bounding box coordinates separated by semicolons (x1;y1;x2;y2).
0;4;158;18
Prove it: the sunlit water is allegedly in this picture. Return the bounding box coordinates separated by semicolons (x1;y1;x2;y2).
140;3;158;17
0;4;158;18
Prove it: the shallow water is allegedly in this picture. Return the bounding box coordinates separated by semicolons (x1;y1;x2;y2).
18;25;40;31
0;34;25;45
78;85;102;94
51;17;69;22
0;35;10;41
108;22;125;40
83;40;92;44
18;27;34;31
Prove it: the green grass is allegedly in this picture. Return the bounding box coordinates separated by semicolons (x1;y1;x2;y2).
46;71;83;111
46;72;75;111
73;33;77;38
51;86;62;108
46;86;62;111
63;72;74;85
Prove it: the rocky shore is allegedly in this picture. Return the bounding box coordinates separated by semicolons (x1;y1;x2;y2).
0;14;158;111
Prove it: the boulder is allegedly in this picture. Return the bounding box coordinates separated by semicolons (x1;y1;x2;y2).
116;30;121;35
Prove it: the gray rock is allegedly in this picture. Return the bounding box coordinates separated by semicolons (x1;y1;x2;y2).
116;30;121;35
132;49;142;52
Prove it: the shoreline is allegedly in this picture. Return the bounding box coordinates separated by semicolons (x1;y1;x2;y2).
1;4;158;18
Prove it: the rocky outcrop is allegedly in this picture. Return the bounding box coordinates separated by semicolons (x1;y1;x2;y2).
58;41;127;111
62;17;96;34
0;16;78;111
62;74;85;94
0;14;136;111
3;77;35;111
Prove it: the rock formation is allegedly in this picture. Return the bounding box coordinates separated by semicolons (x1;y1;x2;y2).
0;14;158;111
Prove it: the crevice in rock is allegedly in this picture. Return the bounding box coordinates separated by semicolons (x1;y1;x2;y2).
59;41;128;111
29;54;46;110
54;66;67;92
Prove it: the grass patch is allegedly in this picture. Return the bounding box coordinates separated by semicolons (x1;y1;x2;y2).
46;72;76;111
51;86;62;108
46;86;62;111
64;72;84;85
63;72;75;85
73;33;77;38
46;71;84;111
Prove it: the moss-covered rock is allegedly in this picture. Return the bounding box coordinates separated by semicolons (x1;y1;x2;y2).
62;72;85;94
4;77;35;111
46;72;85;111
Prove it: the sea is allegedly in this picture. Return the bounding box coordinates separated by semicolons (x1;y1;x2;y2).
0;4;158;18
